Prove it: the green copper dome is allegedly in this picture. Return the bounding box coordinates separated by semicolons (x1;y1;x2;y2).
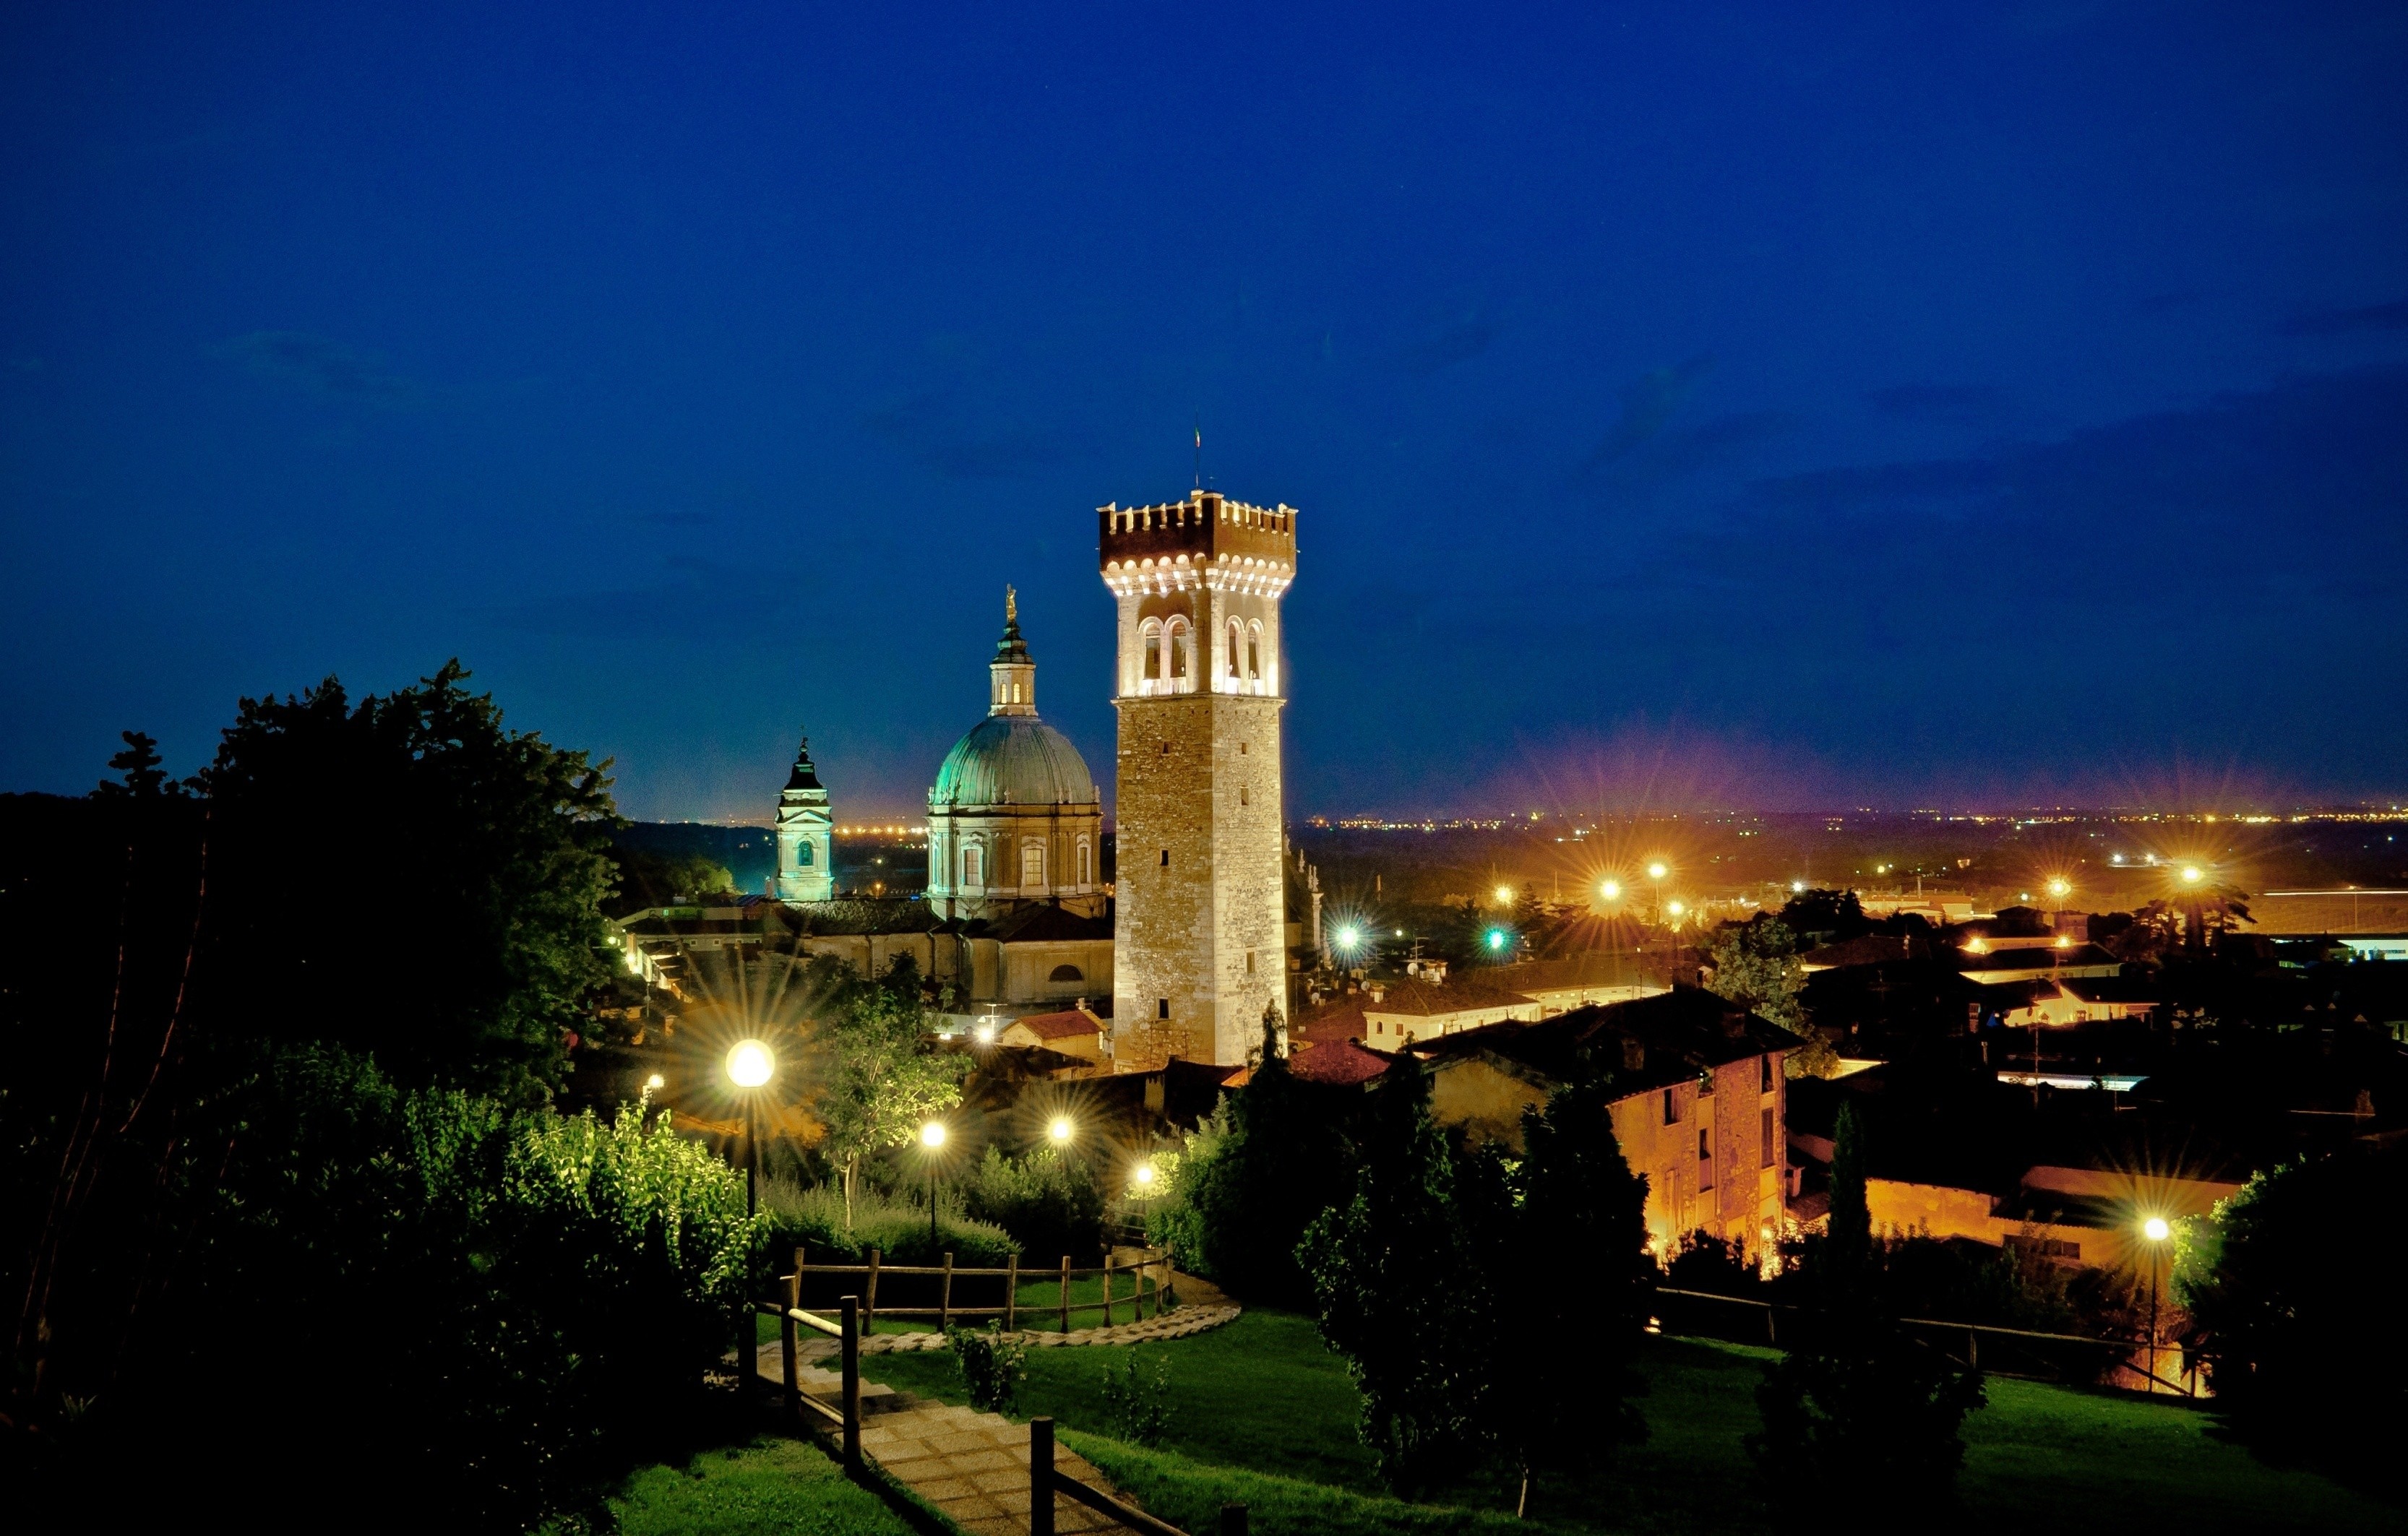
929;715;1098;808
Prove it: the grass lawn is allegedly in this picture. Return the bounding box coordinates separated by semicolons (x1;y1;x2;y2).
593;1435;918;1536
856;1311;2401;1535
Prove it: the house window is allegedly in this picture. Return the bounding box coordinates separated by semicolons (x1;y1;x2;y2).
1662;1089;1678;1126
1698;1128;1714;1190
1239;785;1250;806
1159;848;1169;866
1245;950;1256;975
1049;964;1083;983
1761;1056;1774;1092
1761;1108;1776;1167
1157;998;1170;1019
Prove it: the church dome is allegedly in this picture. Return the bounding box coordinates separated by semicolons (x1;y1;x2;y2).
930;715;1098;808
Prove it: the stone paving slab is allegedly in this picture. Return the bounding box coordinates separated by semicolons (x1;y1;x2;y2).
856;1399;1131;1535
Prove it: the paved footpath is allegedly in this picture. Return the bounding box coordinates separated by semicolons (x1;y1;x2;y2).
751;1298;1243;1532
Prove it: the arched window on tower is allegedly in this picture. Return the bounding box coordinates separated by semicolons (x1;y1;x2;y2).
1140;619;1163;685
1247;621;1263;683
1227;620;1244;679
1166;617;1190;686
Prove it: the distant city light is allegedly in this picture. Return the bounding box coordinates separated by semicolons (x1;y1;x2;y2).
1493;884;1515;905
1485;928;1509;952
1790;880;1807;894
726;1040;774;1089
2047;879;2071;899
1335;925;1361;950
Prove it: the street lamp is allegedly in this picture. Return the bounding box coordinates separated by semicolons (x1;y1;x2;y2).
2047;878;2071;901
1047;1115;1075;1147
1599;879;1621;902
2141;1215;2171;1392
1493;884;1515;907
2179;866;2203;886
725;1040;774;1217
1132;1160;1158;1194
919;1120;948;1243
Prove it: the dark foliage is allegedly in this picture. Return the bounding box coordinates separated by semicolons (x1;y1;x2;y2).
2180;1142;2408;1467
1185;1009;1351;1305
1749;1103;1986;1522
957;1145;1105;1265
1667;1229;1760;1297
1300;1054;1492;1490
1778;888;1869;944
947;1321;1028;1413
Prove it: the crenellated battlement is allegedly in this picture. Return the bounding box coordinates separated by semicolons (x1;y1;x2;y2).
1098;489;1298;581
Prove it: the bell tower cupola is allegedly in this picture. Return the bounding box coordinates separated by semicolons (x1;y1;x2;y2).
990;586;1036;716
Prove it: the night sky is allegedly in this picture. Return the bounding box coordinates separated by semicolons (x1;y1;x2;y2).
6;4;2405;820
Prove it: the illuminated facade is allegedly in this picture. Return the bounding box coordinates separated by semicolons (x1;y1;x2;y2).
1102;490;1297;1068
771;730;834;902
924;592;1106;922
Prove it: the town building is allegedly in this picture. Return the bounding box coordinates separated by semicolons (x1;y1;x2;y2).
1101;490;1297;1069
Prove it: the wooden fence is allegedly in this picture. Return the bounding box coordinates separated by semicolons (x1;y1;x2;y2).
1653;1286;2211;1397
784;1246;1179;1334
1031;1415;1248;1536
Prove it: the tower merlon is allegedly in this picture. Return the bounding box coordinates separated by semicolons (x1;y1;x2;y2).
1098;491;1297;596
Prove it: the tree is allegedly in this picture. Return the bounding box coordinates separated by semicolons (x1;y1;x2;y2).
2177;1143;2407;1468
1300;1053;1491;1491
808;954;968;1229
190;661;620;1100
1185;1006;1349;1304
1708;916;1806;1031
1481;1080;1653;1516
1778;889;1867;944
1750;1102;1985;1521
93;730;176;798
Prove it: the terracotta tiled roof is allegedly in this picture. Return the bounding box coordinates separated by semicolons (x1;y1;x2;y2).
1287;1037;1396;1086
1005;1009;1101;1041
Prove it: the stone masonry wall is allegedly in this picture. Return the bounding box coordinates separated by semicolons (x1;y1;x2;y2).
1111;694;1286;1067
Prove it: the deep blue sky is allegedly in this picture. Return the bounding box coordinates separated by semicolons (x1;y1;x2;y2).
5;4;2404;819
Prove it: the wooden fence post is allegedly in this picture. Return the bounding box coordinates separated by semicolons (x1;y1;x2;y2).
796;1244;808;1306
939;1251;955;1332
783;1268;801;1417
1101;1257;1114;1329
864;1250;881;1332
1219;1503;1250;1536
1029;1415;1055;1536
1765;1304;1777;1347
1163;1245;1177;1311
1005;1253;1020;1333
1059;1256;1072;1334
840;1295;861;1472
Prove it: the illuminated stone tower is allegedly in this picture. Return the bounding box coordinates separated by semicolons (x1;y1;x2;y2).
1101;490;1297;1067
772;728;834;902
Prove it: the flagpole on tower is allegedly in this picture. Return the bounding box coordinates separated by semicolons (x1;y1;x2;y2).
1194;416;1203;491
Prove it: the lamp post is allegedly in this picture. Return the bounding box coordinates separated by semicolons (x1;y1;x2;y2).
726;1040;775;1218
2142;1215;2171;1392
919;1120;948;1244
1047;1115;1075;1148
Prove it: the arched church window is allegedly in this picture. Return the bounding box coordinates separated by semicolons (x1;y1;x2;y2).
963;845;983;888
1049;964;1083;982
798;841;813;866
1166;618;1189;679
1141;620;1162;681
1247;621;1262;681
1227;621;1243;678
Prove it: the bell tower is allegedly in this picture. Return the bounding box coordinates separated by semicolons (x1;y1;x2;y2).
1101;490;1298;1067
772;729;834;902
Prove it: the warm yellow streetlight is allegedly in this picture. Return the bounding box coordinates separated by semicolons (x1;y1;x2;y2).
1493;884;1515;906
2180;866;2204;885
645;1073;666;1091
919;1120;948;1150
1132;1160;1158;1191
2141;1214;2172;1391
2047;879;2071;899
2143;1216;2170;1243
726;1040;774;1089
1047;1115;1075;1145
1647;861;1668;881
1667;900;1685;918
1790;880;1807;894
1599;879;1621;901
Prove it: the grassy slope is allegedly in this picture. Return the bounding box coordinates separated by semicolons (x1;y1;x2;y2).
859;1313;2400;1535
600;1436;917;1536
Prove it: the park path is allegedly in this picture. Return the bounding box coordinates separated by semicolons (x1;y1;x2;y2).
751;1289;1242;1534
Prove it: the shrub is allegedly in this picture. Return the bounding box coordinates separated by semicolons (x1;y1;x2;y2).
757;1178;1018;1269
945;1322;1028;1412
1667;1228;1759;1297
957;1145;1104;1264
1099;1350;1175;1446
